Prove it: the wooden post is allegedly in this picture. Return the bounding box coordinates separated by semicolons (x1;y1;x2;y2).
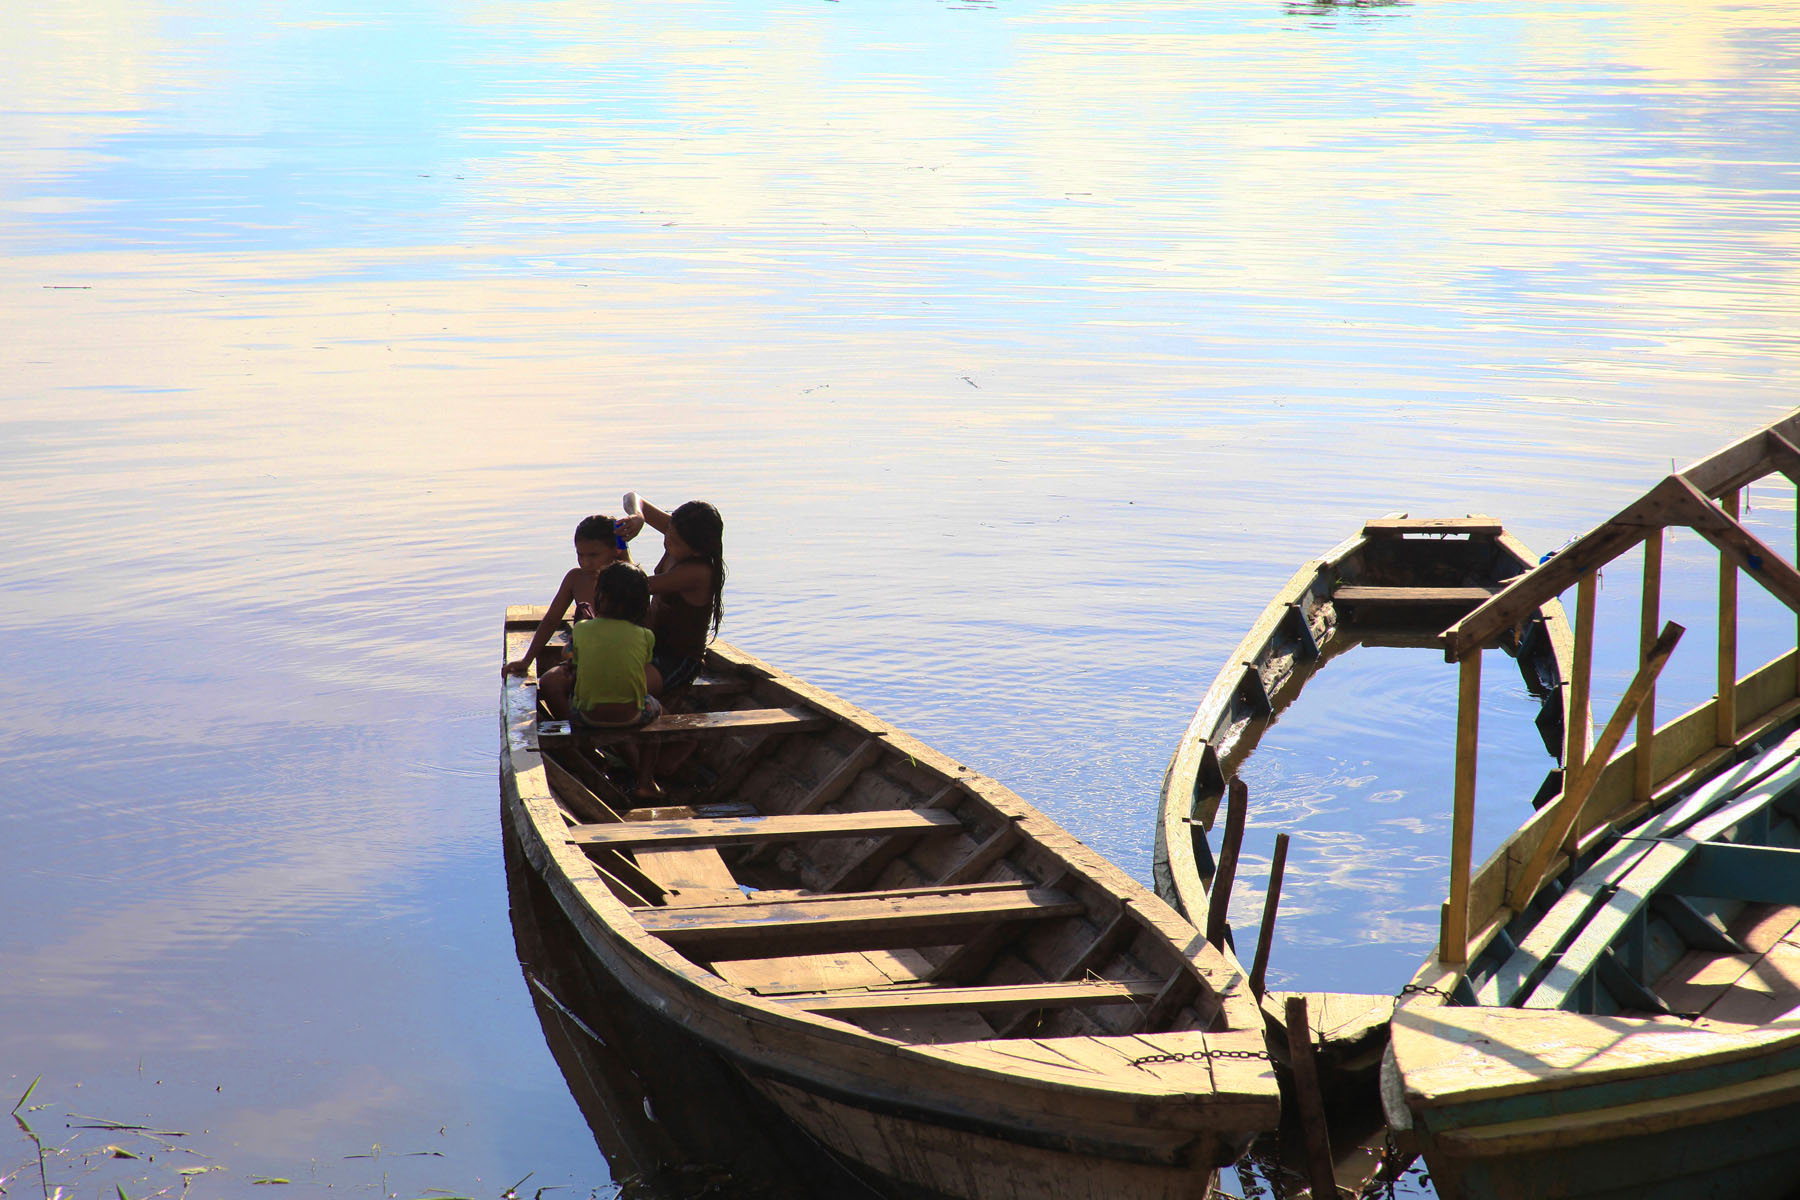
1442;650;1481;965
1206;778;1249;951
1249;833;1289;998
1635;530;1663;804
1719;490;1740;745
1284;995;1339;1200
1566;571;1597;776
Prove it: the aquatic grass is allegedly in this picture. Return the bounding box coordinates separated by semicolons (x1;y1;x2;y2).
11;1076;49;1200
9;1081;533;1200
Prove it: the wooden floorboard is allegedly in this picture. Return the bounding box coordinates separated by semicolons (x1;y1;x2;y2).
637;886;1081;959
570;808;962;850
769;978;1161;1014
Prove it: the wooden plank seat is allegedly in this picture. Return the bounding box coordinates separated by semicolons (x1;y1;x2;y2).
1333;585;1503;608
568;808;964;851
767;978;1162;1014
1362;517;1505;538
539;706;830;747
635;882;1085;960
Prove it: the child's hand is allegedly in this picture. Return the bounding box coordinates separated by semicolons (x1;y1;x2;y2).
618;513;645;541
502;659;528;677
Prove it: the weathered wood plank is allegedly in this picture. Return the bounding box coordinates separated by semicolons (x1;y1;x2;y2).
770;978;1161;1014
1444;652;1481;964
638;886;1084;959
570;808;964;851
540;706;831;747
1335;585;1501;606
1362;518;1504;538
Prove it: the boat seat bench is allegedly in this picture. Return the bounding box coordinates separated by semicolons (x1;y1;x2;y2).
1333;586;1502;607
568;808;964;851
1362;518;1505;538
767;978;1162;1014
637;883;1084;959
539;706;830;747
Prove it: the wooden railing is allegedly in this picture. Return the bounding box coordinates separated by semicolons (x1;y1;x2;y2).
1437;411;1800;964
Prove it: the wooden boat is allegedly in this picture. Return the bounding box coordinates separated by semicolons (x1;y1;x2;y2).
1386;412;1800;1200
1154;514;1576;934
500;607;1281;1200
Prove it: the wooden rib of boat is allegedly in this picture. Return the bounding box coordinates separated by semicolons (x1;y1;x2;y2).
1154;514;1577;932
1387;411;1800;1200
500;607;1281;1200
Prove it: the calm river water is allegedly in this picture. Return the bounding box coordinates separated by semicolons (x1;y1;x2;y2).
4;0;1799;1195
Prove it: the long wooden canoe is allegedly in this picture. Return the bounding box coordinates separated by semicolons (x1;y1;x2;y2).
1154;515;1576;930
1385;413;1800;1200
501;607;1280;1200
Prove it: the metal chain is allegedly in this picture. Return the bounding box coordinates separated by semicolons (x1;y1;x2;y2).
1130;1046;1275;1068
1393;983;1457;1004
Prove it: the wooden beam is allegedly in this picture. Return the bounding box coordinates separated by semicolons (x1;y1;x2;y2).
1284;996;1338;1200
768;978;1161;1014
1719;489;1741;745
1635;530;1663;804
1567;572;1597;777
539;706;831;748
1672;475;1800;617
1334;585;1501;608
1445;477;1676;660
1444;651;1481;965
637;885;1083;959
1681;412;1800;497
1205;778;1249;951
1363;517;1503;538
568;808;964;851
1443;416;1800;660
1249;832;1290;996
1507;622;1685;911
1762;429;1800;488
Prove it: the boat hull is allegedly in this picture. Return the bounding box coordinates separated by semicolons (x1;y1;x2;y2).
1411;1070;1800;1200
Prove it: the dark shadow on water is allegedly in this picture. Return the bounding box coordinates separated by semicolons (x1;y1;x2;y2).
502;807;886;1200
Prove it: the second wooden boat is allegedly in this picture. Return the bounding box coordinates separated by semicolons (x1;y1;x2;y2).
1154;514;1576;931
501;610;1281;1200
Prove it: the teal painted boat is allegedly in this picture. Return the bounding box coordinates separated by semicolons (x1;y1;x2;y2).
1389;722;1800;1200
1386;411;1800;1200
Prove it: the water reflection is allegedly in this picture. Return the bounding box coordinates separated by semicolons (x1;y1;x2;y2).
504;813;877;1200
